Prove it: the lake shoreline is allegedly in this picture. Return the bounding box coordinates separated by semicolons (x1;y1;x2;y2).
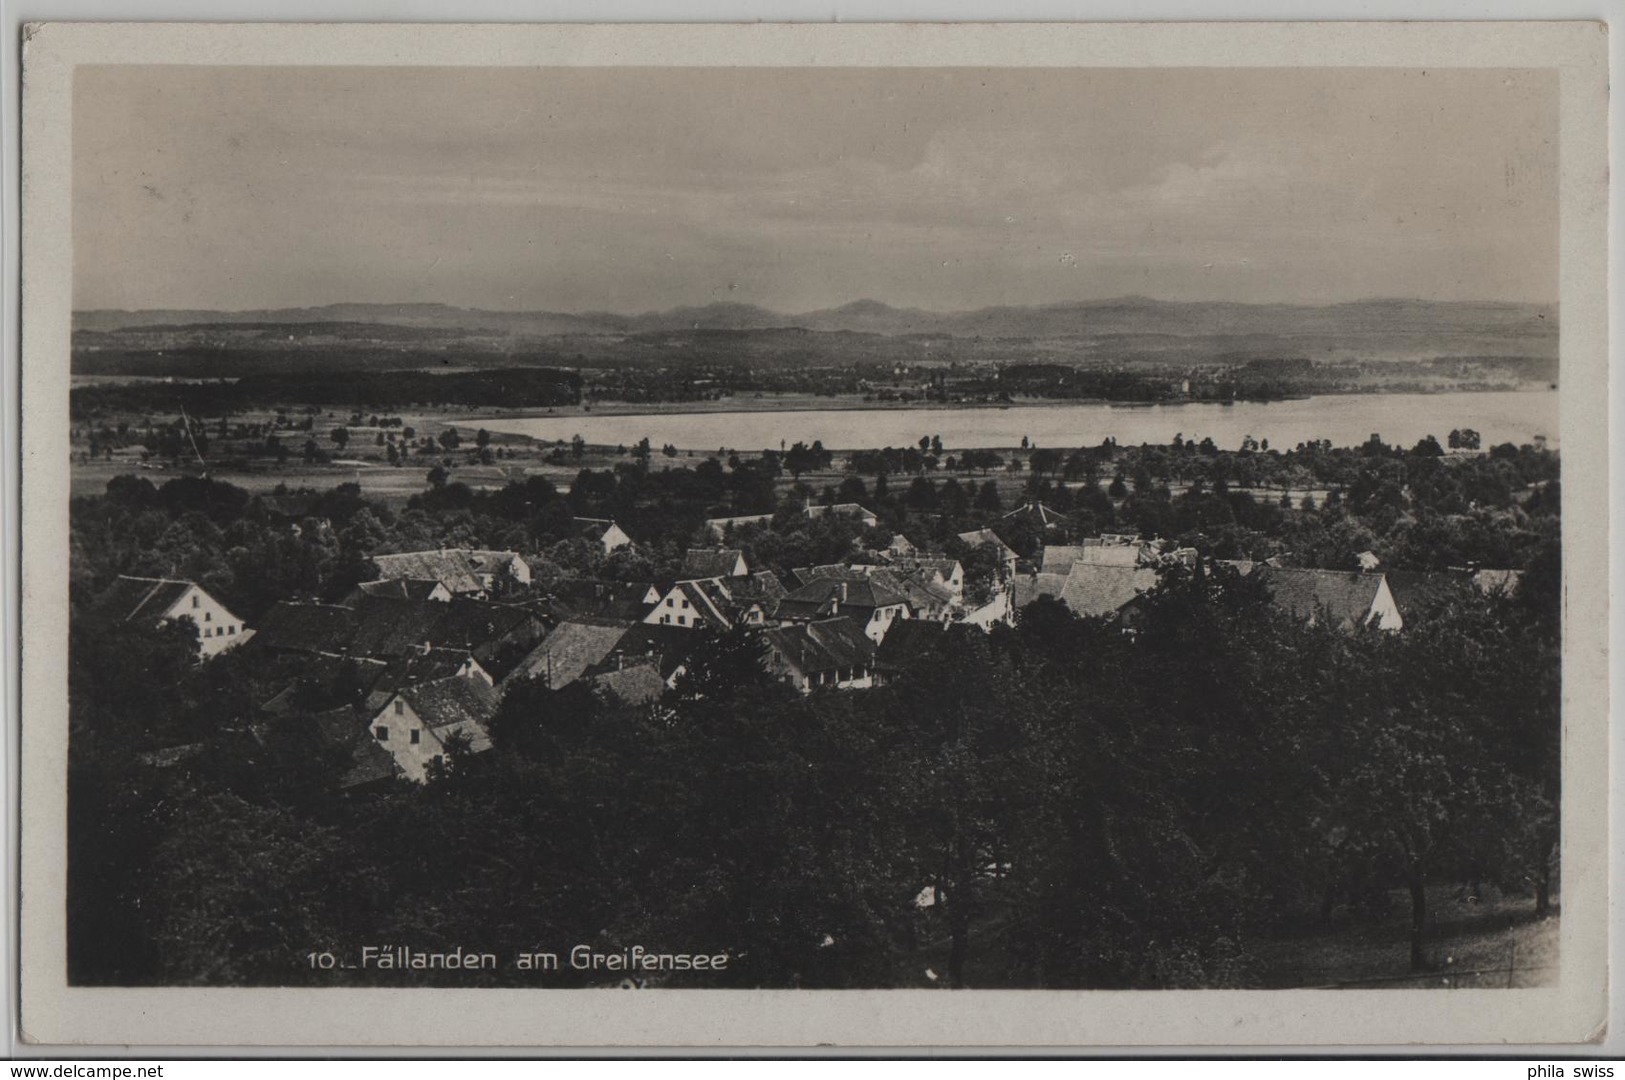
465;388;1560;454
467;384;1553;426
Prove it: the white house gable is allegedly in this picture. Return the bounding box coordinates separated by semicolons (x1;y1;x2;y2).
162;584;250;658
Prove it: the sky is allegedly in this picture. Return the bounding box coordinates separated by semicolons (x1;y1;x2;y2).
72;65;1559;314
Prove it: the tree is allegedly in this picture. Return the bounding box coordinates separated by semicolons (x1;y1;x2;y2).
329;427;350;451
427;464;449;489
476;428;491;449
438;428;462;451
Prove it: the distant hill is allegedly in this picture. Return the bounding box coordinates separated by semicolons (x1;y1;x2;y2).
74;296;1557;343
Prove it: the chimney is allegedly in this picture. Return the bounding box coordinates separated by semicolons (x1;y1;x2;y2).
838;581;848;603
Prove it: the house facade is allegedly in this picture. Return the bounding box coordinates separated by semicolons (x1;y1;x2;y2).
95;575;252;658
761;617;879;693
644;578;734;631
367;675;498;783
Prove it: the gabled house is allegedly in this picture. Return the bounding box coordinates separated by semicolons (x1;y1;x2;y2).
574;517;635;553
367;675;499;784
246;600;362;658
956;528;1020;577
1013;571;1069;610
761;617;879;693
370;549;532;597
1254;567;1403;632
364;648;491;712
682;547;749;579
504;616;633;689
1056;563;1161;621
585;622;701;693
774;576;912;644
92;575;253;658
345;578;453;604
804;503;879;528
645;578;735;631
312;707;401;791
371;550;486;595
544;578;659;622
874;618;981;678
703;513;776;540
467;550;533;591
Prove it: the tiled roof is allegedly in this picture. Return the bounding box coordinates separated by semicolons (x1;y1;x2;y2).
1040;546;1089;575
399;676;499;751
546;579;656;621
430;597;541;652
589;662;668;706
371;550;484;594
313;707;400;788
1382;570;1476;621
467;549;524;573
730;570;788;601
683;548;747;579
589;622;700;681
777;576;911;621
761;617;875;676
1057;564;1160;619
1254;567;1383;628
704;513;776;538
507;617;632;687
92;576;197;623
348;596;448;657
957;528;1016;555
874;617;953;670
1014;572;1069;608
353;578;447;602
805;503;877;521
365;649;484;710
253;601;358;654
662;578;733;629
1076;544;1146;567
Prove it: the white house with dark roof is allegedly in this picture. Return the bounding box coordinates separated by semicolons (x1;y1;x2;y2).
367;675;499;783
370;549;531;597
644;578;735;631
682;548;749;579
575;517;635;554
93;575;251;657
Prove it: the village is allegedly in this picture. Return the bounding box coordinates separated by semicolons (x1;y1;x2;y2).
88;492;1526;793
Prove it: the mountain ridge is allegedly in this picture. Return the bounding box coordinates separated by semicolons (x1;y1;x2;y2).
74;296;1558;342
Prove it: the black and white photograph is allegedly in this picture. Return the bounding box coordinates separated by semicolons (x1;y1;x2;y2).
17;22;1611;1049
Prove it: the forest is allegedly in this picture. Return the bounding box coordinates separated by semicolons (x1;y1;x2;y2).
66;432;1562;988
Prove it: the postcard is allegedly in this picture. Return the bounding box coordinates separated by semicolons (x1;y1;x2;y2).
18;21;1610;1050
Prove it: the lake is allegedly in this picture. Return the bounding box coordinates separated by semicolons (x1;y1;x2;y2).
472;389;1558;453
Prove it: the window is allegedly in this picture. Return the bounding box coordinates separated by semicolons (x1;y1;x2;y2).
680;598;689;609
661;614;670;624
191;595;199;608
677;615;686;625
228;625;235;635
666;597;674;607
375;726;389;741
203;627;211;637
410;729;421;745
394;700;404;715
204;611;211;622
